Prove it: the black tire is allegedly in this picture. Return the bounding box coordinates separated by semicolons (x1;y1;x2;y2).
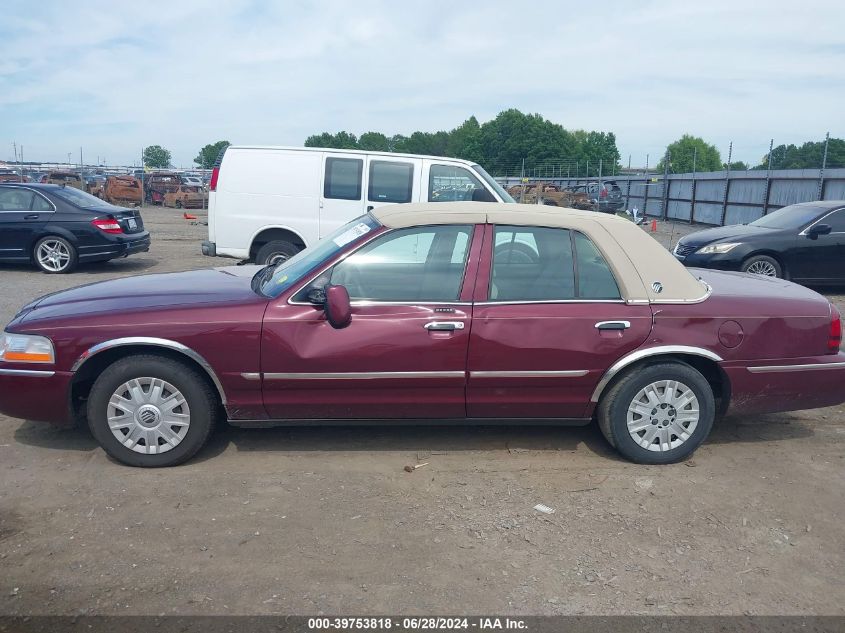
597;362;715;464
33;235;78;274
255;239;300;265
175;200;182;209
741;254;782;278
87;355;218;467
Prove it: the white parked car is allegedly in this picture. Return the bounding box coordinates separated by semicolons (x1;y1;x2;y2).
202;146;514;264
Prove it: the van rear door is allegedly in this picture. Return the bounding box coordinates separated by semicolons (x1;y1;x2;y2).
365;156;423;212
319;153;366;238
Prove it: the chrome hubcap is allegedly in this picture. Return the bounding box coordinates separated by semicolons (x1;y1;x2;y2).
626;380;699;452
267;253;288;265
36;240;71;272
746;260;777;277
107;377;191;454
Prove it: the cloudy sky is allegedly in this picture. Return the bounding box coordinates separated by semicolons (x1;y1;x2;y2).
1;0;843;168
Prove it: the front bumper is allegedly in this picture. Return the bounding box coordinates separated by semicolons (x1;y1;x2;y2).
722;352;845;416
0;368;74;426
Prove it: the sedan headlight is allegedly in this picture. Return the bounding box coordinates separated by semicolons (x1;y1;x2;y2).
696;242;741;255
0;332;55;364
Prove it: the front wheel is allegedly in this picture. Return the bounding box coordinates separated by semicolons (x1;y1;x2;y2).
87;355;218;467
597;362;715;464
742;254;782;278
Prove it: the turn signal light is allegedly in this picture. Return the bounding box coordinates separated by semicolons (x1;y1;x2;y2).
828;305;842;354
0;332;55;364
91;218;123;234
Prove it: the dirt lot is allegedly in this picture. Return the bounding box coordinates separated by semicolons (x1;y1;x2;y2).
1;207;844;616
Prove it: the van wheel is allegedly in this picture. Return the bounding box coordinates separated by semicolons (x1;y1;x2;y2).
256;240;299;265
597;362;715;464
86;355;218;467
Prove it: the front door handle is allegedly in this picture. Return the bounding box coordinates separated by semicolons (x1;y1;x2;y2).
595;320;631;330
24;214;39;220
424;321;465;331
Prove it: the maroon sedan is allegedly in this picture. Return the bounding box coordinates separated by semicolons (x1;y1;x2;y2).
1;203;843;467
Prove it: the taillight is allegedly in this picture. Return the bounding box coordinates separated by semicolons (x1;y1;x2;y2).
209;167;219;192
91;218;123;234
828;305;842;354
600;186;608;198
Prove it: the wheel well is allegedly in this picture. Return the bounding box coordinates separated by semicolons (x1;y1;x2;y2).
600;353;731;415
69;345;225;423
250;228;306;260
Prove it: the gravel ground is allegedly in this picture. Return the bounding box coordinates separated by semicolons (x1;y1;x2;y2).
1;207;844;616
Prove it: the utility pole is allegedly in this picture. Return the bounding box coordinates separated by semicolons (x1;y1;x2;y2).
67;152;71;166
80;147;83;169
689;146;698;224
762;138;774;215
720;142;732;226
818;132;830;201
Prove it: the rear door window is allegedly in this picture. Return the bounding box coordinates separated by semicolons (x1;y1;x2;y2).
324;157;363;200
369;161;413;203
0;189;35;211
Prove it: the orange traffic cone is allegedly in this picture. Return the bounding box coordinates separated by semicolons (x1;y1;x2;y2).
183;212;197;220
650;219;657;232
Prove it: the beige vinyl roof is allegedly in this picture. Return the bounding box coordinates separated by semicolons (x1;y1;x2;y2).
372;202;709;304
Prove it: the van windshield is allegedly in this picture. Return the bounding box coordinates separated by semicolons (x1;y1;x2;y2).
253;214;382;298
472;165;514;203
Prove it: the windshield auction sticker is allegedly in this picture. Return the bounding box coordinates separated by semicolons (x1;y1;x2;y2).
333;222;371;247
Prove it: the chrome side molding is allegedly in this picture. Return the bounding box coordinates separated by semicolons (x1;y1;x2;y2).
748;361;845;373
71;337;228;405
470;370;588;378
263;371;465;380
0;368;55;378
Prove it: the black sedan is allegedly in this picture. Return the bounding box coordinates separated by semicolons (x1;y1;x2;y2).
0;184;150;274
673;201;845;284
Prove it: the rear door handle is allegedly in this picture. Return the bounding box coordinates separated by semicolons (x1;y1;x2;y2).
595;320;631;330
24;214;39;220
424;321;465;331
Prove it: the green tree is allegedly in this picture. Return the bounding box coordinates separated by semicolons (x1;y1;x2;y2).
760;138;845;170
301;109;622;176
726;160;749;171
304;131;358;149
357;132;390;151
143;145;171;169
194;140;230;169
657;135;722;173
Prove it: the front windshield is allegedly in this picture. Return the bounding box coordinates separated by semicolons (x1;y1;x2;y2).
750;204;827;230
472;164;514;203
52;186;119;210
255;214;381;298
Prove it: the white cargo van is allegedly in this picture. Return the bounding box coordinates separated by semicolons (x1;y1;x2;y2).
202;146;514;264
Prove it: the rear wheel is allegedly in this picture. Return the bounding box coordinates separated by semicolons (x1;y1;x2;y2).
255;240;299;265
597;362;715;464
33;236;78;274
742;254;782;278
87;355;218;467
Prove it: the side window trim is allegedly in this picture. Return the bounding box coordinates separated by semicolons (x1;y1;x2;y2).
31;191;56;212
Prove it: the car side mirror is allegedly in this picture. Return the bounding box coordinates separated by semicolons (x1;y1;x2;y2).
324;285;352;329
807;224;831;239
